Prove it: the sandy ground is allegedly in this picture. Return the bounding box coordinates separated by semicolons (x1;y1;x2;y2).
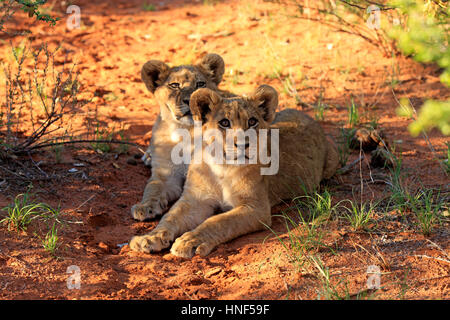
0;0;449;299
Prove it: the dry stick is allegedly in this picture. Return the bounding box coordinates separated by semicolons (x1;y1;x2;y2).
23;139;143;153
337;155;365;175
0;164;27;180
0;164;62;181
176;283;195;300
339;0;396;11
359;141;363;205
73;194;96;212
337;0;366;10
283;0;396;56
425;239;450;260
412;255;450;265
61;194;96;225
350;242;371;267
27;151;49;178
362;149;376;199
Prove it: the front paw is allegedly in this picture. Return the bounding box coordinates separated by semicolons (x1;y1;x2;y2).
131;196;168;221
129;229;173;253
170;232;214;258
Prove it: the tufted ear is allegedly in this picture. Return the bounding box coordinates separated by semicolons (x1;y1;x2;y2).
248;85;278;124
141;60;170;93
196;53;225;85
190;88;222;123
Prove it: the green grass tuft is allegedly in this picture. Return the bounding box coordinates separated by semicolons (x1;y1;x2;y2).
1;191;58;232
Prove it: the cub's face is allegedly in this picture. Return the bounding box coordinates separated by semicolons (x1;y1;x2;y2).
190;85;278;162
141;54;225;126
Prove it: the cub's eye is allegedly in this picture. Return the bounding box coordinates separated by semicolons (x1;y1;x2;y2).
196;81;206;88
168;82;180;89
248;117;258;127
218;119;230;128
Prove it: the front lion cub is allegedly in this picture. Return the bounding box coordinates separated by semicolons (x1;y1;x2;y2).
130;85;277;257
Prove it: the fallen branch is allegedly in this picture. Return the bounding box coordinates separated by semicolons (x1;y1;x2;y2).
20;139;142;153
336;155;365;175
339;0;396;11
412;255;450;265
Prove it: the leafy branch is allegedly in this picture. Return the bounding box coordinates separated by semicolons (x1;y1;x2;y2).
0;0;59;34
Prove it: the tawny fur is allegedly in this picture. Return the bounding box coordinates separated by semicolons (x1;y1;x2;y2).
268;109;339;205
131;53;231;221
129;86;339;258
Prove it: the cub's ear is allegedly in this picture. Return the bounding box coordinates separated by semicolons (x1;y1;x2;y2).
196;53;225;85
190;88;222;122
141;60;170;93
248;85;278;123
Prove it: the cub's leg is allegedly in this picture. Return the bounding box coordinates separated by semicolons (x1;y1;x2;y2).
130;193;217;253
171;205;271;258
131;161;186;221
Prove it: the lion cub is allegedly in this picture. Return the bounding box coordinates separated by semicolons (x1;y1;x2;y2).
129;85;340;258
130;85;278;258
131;54;227;221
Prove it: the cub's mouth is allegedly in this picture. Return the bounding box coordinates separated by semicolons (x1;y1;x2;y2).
175;114;194;126
175;110;193;125
224;150;254;163
167;103;194;126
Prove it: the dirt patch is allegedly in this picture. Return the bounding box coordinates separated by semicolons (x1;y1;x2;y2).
0;0;449;300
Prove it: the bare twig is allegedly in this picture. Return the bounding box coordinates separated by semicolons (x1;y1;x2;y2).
412;255;450;264
425;239;450;260
337;155;365;175
339;0;396;11
270;0;397;56
73;194;96;212
176;283;195;300
24;139;140;152
27;151;49;178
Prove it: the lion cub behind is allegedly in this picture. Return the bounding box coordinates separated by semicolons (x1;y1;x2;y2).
131;54;226;222
130;85;339;258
